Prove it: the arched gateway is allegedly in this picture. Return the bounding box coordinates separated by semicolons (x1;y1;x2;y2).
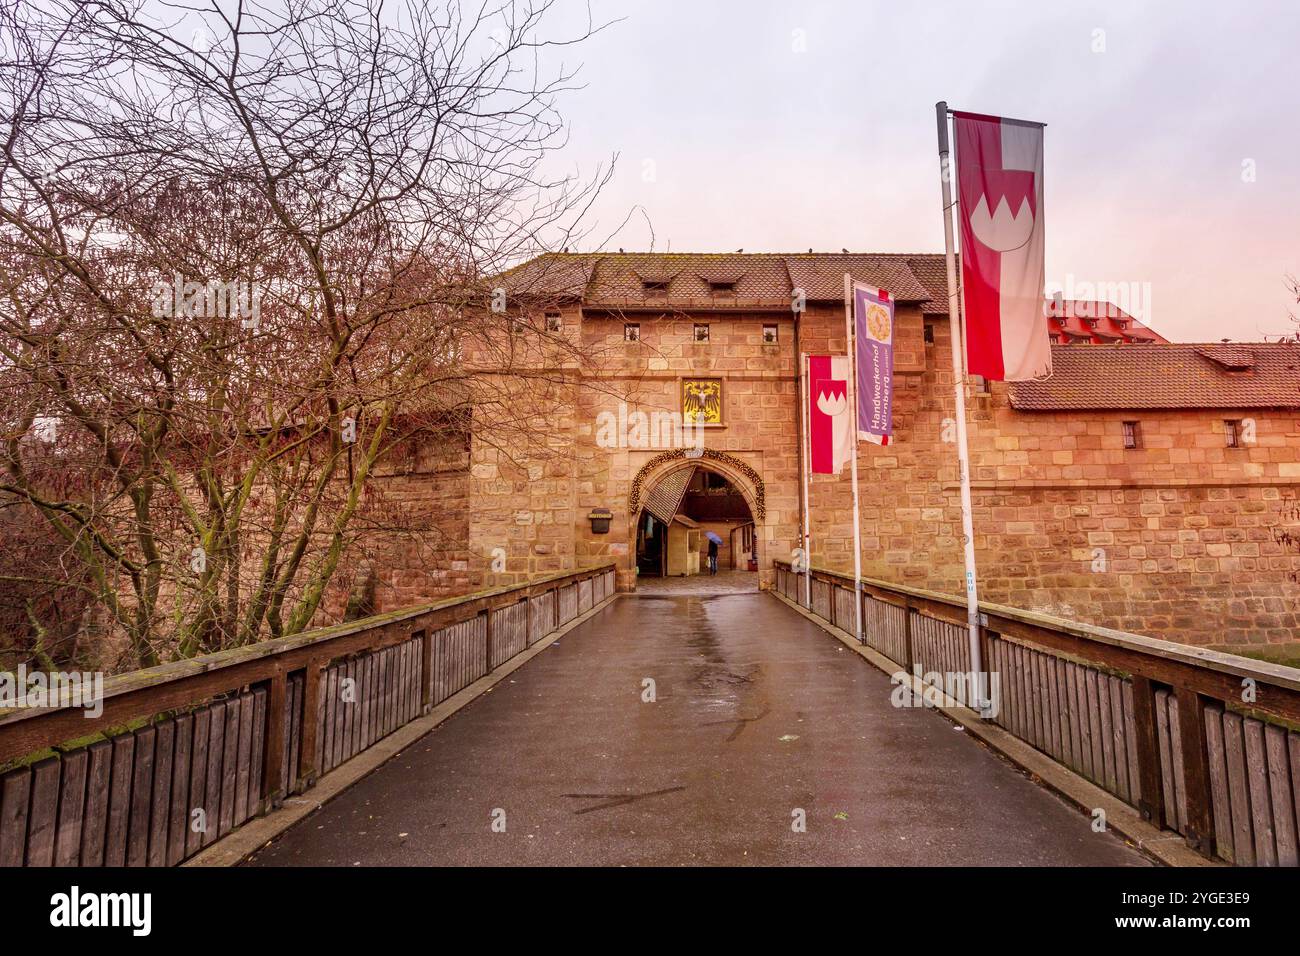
625;449;768;591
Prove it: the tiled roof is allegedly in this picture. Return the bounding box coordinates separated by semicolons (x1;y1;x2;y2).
588;253;792;300
1009;343;1300;410
499;252;937;306
497;255;597;299
881;254;956;314
1045;299;1168;344
782;254;931;302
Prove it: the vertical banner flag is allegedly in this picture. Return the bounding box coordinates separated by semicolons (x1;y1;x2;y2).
853;283;894;446
808;355;851;474
953;111;1051;382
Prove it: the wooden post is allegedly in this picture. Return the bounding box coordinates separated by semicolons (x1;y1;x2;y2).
979;625;995;716
262;669;288;808
419;629;433;714
902;598;914;673
1174;685;1216;856
1130;675;1166;829
297;661;323;792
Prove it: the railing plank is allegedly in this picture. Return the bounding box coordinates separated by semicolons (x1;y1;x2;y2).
166;716;192;866
185;708;209;858
81;740;112;867
1265;724;1297;867
54;749;89;867
25;758;60;867
148;720;175;866
1222;712;1254;865
0;767;30;866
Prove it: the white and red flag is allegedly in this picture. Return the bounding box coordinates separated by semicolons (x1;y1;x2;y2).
808;355;852;475
954;111;1051;382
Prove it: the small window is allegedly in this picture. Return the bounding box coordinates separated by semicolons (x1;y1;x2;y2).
709;281;736;294
762;324;778;344
643;280;669;294
971;374;990;394
624;323;640;342
545;312;562;332
693;323;710;343
1123;421;1141;449
1225;419;1241;448
923;322;935;344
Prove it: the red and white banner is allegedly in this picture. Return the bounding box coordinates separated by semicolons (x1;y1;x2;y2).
954;111;1051;382
808;355;851;475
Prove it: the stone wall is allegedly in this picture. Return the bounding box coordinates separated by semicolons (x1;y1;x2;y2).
453;300;1299;648
799;311;1300;648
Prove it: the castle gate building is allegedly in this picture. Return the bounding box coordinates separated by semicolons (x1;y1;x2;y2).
454;251;1300;653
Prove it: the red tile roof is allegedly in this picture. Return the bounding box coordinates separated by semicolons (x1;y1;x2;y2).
499;252;933;306
497;251;1166;345
1009;343;1300;410
1045;299;1168;344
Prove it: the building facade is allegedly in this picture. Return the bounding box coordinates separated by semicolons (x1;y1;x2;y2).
406;251;1300;653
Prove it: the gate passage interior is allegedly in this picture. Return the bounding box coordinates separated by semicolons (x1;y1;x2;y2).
635;466;755;577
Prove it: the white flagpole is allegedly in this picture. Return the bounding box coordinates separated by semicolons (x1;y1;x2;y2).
799;351;813;607
936;101;987;711
843;273;864;643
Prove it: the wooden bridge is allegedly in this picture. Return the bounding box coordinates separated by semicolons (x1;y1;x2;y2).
1;562;1297;867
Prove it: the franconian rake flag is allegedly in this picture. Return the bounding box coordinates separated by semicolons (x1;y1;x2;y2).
808;355;851;474
954;111;1052;382
853;282;894;445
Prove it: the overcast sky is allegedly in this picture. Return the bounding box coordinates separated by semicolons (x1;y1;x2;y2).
538;0;1300;342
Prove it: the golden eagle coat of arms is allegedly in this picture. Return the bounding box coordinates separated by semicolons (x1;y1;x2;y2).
682;379;722;425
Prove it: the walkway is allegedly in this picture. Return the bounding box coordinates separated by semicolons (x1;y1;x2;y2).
247;592;1150;866
632;569;759;595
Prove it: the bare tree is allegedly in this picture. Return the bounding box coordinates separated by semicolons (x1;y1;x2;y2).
0;0;613;670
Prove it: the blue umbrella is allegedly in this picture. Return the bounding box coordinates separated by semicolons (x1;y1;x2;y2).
704;531;723;544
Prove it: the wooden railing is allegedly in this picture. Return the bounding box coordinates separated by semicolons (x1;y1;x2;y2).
773;561;1300;867
0;564;617;867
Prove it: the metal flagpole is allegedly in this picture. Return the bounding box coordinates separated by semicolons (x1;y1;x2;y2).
843;273;864;643
800;352;813;607
935;101;987;711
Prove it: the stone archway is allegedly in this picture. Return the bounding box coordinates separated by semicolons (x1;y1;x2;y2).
625;449;768;590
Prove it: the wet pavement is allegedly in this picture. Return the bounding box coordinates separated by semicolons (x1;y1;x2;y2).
248;593;1150;866
632;569;759;595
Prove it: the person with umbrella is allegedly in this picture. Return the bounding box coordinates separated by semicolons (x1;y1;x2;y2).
704;531;722;576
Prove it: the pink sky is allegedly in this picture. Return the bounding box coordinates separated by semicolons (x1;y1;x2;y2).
542;0;1300;342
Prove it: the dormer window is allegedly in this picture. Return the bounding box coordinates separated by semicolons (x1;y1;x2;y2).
697;270;745;295
643;280;669;294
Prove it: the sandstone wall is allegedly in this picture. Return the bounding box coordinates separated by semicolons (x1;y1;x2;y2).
457;301;1299;648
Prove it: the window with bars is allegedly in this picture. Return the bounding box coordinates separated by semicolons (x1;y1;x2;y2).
1123;421;1141;449
624;323;640;342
